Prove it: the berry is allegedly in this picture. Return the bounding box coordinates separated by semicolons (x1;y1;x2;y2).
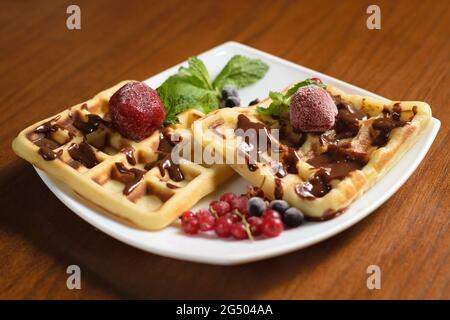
220;192;237;205
226;212;240;223
210;200;231;217
282;207;305;228
180;210;195;221
249;98;260;106
269;200;290;214
262;218;284;237
248;216;263;236
109;81;165;141
231;222;248;240
214;216;233;238
221;85;239;100
262;209;281;221
224;96;241;108
197;209;216;231
181;214;199;235
247;197;266;217
231;196;249;215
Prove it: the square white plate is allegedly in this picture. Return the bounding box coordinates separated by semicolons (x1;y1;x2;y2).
34;42;440;265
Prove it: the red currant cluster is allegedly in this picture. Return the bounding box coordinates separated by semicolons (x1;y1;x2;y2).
180;191;301;240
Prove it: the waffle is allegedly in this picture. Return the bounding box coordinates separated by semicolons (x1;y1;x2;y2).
12;81;234;230
193;84;432;219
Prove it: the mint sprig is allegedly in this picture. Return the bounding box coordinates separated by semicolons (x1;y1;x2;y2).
158;55;269;125
256;78;326;118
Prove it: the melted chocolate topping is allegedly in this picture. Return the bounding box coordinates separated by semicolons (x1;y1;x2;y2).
296;145;367;199
236;115;300;178
274;178;283;199
154;130;184;182
115;162;146;195
68;142;99;168
371;105;407;147
334;103;366;139
38;146;62;161
71;112;108;135
122;147;136;165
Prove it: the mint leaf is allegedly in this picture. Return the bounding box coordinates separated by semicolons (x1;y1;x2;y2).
256;78;325;118
157;75;219;125
212;55;269;90
178;57;215;91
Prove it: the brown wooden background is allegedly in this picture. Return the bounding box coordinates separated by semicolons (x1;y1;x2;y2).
0;0;448;299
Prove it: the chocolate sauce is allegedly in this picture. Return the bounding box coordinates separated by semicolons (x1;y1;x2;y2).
236;115;301;177
71;111;108;134
166;182;179;189
282;147;300;174
115;162;146;195
296;145;367;199
274;178;283;199
34;116;61;134
371;106;407;147
68;142;99;168
334;103;366;139
38;146;62;161
122;147;136;165
236;114;275;171
209;120;226;139
154;130;184;182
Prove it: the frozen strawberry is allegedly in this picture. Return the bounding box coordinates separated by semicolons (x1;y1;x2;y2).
109;81;165;140
290;85;337;133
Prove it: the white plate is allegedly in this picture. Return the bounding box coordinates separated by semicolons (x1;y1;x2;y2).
34;42;440;265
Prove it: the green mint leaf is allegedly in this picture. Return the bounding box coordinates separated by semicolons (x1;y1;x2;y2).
178;57;215;91
212;55;269;90
157;74;218;125
256;78;325;117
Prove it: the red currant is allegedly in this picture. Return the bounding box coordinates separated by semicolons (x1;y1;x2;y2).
262;209;281;221
214;216;233;238
262;218;284;237
231;222;248;240
197;209;215;232
180;210;195;221
231;196;249;215
181;215;199;235
226;212;240;223
210;200;231;217
248;216;263;236
220;192;237;205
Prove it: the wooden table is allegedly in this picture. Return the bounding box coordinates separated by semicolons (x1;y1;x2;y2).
0;0;448;299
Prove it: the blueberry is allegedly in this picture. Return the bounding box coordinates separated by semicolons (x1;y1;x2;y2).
269;200;289;214
224;96;241;108
221;85;239;100
249;98;260;106
247;197;266;217
282;207;304;228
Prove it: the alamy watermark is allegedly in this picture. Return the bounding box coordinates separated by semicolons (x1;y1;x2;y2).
66;265;81;290
366;265;381;290
66;5;81;30
366;5;381;30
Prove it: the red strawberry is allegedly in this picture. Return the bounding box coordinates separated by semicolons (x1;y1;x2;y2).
109;82;165;140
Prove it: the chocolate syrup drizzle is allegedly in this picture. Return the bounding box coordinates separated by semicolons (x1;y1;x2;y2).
68;142;99;168
145;129;184;182
114;162;146;195
371;104;407;147
71;111;109;134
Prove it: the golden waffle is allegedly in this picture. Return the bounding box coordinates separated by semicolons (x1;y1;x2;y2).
193;84;432;219
12;81;234;230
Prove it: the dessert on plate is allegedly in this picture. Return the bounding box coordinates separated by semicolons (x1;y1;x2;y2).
193;79;432;220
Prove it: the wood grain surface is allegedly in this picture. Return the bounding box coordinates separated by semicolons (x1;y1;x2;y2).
0;0;448;299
